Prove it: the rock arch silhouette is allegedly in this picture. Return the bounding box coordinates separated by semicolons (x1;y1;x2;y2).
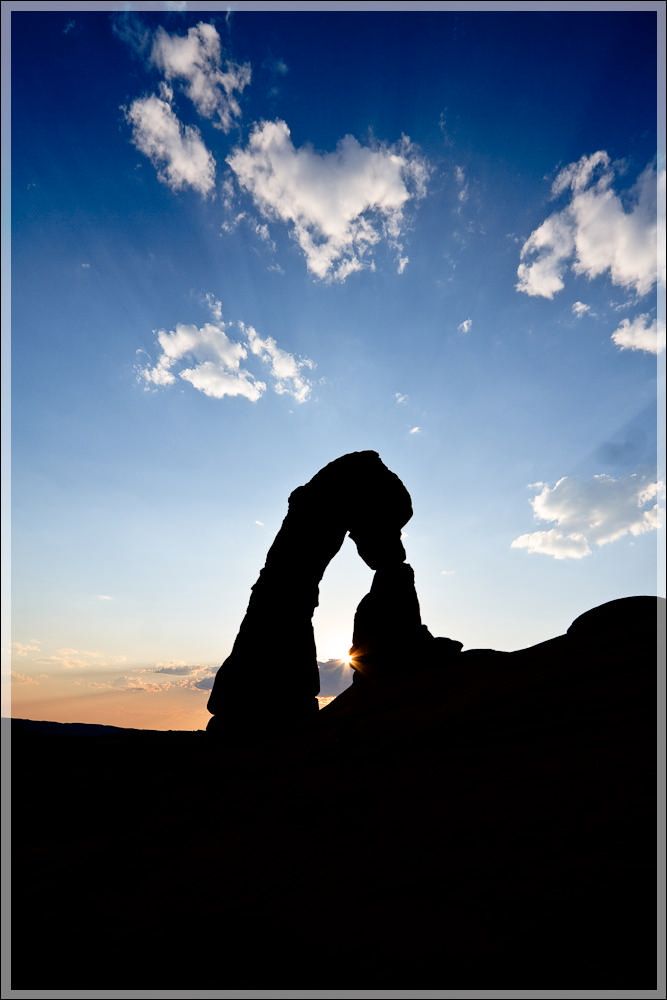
206;450;447;737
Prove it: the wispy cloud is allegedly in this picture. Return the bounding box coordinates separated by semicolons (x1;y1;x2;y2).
511;470;664;559
395;392;408;404
457;318;472;333
226;120;429;281
455;165;469;204
137;299;315;403
517;153;664;300
150;22;250;132
125;85;216;196
35;649;128;670
12;642;41;657
611;314;665;355
244;323;314;403
409;426;420;435
11;671;39;686
572;301;591;318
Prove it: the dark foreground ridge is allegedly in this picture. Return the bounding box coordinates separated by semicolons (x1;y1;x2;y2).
10;454;662;987
11;593;661;987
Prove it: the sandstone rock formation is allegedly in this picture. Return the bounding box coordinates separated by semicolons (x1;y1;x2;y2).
350;562;462;678
206;450;414;736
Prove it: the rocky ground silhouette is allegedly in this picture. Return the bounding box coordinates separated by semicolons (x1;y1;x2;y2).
10;593;661;987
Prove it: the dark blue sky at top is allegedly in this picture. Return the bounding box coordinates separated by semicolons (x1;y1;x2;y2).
11;9;659;371
12;10;657;198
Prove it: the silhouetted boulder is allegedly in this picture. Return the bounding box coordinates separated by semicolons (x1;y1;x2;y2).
206;451;413;737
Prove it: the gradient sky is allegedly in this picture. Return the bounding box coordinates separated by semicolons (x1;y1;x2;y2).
4;3;665;731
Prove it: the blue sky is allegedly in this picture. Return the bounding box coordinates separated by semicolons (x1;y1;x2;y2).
4;4;665;730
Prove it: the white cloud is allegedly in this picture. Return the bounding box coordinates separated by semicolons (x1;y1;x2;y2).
395;392;407;404
125;88;216;196
226;120;429;281
137;309;314;404
409;426;420;434
180;361;265;401
458;318;472;333
150;22;251;131
572;301;591;318
611;314;665;355
139;320;264;401
517;153;664;299
511;471;664;559
511;528;592;560
243;322;314;403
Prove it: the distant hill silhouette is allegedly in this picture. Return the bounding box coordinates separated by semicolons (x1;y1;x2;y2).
11;593;661;987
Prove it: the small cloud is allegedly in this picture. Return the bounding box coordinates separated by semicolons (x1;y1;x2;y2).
11;671;39;686
440;569;455;575
150;21;251;132
455;165;469;204
409;426;420;434
611;314;665;355
12;642;41;657
511;528;592;560
81;263;90;269
395;392;407;404
36;649;128;670
63;19;75;35
193;676;216;691
397;257;409;274
97;595;113;601
572;301;590;317
124;87;216;197
137;312;314;403
457;318;472;334
511;470;665;559
255;520;264;526
203;292;223;321
153;663;195;675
